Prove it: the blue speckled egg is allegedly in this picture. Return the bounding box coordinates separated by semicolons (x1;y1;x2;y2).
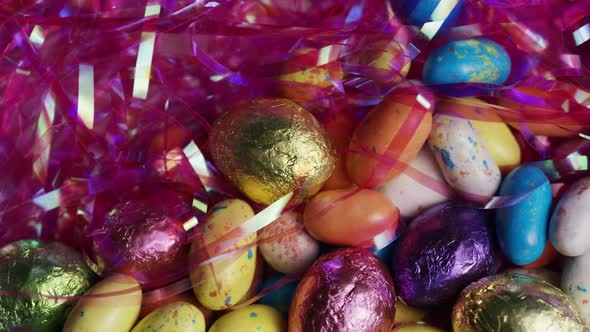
495;166;551;265
259;275;297;315
394;0;463;37
423;38;511;85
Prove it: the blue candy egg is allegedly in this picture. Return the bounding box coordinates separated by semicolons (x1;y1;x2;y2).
395;0;463;37
423;38;511;85
259;274;297;315
495;166;551;265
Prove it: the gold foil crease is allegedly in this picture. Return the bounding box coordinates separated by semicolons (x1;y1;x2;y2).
453;272;589;332
0;240;95;332
210;98;336;205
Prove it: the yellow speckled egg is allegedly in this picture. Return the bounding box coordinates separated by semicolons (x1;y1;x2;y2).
209;304;286;332
63;274;141;332
190;199;257;310
438;99;521;170
131;302;205;332
392;323;444;332
394;297;427;325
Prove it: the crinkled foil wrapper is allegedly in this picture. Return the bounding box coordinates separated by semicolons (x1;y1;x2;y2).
393;203;500;307
210;98;335;204
289;248;396;332
453;272;589;332
0;240;96;332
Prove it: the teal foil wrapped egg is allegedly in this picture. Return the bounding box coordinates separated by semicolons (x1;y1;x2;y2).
495;166;552;265
423;38;511;85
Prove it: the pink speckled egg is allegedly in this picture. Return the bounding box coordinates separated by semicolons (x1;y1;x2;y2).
259;211;319;274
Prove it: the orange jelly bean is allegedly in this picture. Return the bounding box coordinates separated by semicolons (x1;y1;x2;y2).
321;109;357;190
303;188;399;246
346;89;433;188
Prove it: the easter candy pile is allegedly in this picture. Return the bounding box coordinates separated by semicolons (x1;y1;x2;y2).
0;0;589;331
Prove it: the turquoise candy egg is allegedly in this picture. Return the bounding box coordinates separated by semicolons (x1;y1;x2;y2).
259;274;297;315
495;166;551;265
423;38;511;85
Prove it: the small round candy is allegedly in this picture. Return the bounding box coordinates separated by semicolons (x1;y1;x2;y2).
289;248;396;332
393;203;500;307
0;240;96;332
210;98;336;205
259;211;319;274
423;38;511;85
453;273;588;332
303;188;399;246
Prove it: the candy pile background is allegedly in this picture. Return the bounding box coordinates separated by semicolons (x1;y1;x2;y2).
0;0;589;331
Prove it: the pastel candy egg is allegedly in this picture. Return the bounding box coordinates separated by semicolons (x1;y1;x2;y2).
438;98;521;170
423;38;511;85
259;275;297;314
209;304;286;332
394;298;427;325
190;199;257;310
428;113;501;201
258;211;319;274
393;324;444;332
550;177;590;257
63;275;141;332
279;48;343;103
131;302;205;332
378;147;452;218
495;166;551;265
346;88;434;188
562;251;590;323
303;188;399;246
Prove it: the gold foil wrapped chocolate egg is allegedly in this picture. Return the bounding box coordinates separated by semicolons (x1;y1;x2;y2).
210;98;336;204
0;240;96;332
453;272;589;332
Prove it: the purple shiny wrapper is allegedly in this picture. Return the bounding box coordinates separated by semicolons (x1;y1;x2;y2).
289;248;396;332
392;203;500;307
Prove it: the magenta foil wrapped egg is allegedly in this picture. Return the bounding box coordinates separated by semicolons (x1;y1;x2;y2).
91;189;190;289
289;248;396;332
392;203;500;307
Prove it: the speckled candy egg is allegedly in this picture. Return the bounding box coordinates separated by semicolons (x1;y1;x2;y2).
131;302;205;332
303;188;399;247
259;211;319;274
346;87;434;188
378;147;452;218
393;203;500;307
562;250;590;323
423;38;511;85
0;240;96;332
209;99;336;205
289;248;396;332
496;166;552;265
63;274;141;332
190;199;257;310
453;273;588;332
550;176;590;257
210;304;286;332
428;113;501;202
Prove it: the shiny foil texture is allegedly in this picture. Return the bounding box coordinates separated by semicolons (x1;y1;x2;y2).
91;193;189;289
289;248;396;332
453;272;589;332
210;98;336;205
0;240;95;332
393;203;500;307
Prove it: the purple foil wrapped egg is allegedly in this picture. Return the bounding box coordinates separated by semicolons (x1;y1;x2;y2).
91;189;190;289
392;203;500;307
289;248;396;332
